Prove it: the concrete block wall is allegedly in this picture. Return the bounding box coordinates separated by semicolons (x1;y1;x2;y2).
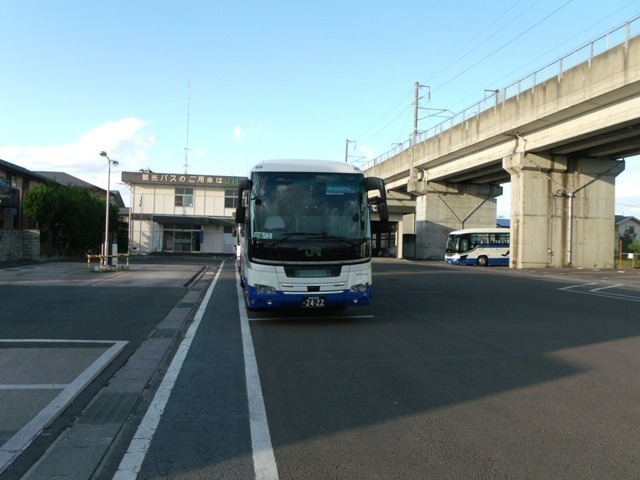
0;230;22;262
0;229;41;262
22;230;40;261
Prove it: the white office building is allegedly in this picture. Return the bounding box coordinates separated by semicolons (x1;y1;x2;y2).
121;171;245;255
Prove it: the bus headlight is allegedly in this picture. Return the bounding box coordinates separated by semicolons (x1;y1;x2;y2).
349;282;369;293
255;284;276;295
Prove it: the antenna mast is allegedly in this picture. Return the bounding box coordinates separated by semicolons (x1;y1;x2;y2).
184;80;191;174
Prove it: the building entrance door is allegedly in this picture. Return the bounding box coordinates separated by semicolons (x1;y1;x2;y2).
162;224;202;253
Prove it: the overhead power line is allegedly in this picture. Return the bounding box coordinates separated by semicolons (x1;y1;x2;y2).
423;0;538;87
431;0;575;96
355;1;573;150
360;101;413;147
445;2;640;112
354;89;413;142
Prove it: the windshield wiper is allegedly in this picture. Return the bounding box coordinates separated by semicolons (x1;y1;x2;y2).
258;233;364;249
304;234;364;248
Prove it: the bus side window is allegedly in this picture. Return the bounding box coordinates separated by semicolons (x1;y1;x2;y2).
460;238;469;251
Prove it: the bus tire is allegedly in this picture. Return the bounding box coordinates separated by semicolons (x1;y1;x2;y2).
477;255;489;267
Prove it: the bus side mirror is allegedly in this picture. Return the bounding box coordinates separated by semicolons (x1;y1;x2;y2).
235;178;251;224
364;177;389;222
379;201;389;222
369;196;389;222
235;207;246;224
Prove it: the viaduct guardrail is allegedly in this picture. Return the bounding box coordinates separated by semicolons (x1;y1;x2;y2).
361;15;640;171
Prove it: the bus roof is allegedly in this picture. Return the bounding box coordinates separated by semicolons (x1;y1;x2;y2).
250;159;363;174
448;228;510;235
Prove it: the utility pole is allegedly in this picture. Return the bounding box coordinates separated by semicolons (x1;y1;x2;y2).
345;139;356;162
413;82;430;142
413;82;420;141
412;82;431;144
184;80;191;174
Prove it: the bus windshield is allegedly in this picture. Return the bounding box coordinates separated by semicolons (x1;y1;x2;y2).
248;172;370;262
445;235;460;254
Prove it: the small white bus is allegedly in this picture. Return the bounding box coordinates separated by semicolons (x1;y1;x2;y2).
444;228;510;266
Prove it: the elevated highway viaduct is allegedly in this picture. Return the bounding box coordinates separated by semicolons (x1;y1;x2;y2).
365;25;640;269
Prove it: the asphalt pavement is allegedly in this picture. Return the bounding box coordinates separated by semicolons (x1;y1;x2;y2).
0;256;221;480
1;257;640;479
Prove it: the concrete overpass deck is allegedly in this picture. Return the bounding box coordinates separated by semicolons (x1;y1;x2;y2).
363;19;640;269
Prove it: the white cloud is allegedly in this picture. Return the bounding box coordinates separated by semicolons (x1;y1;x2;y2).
616;171;640;198
344;144;375;165
195;148;208;157
614;168;640;216
0;118;157;190
233;121;261;140
358;145;375;161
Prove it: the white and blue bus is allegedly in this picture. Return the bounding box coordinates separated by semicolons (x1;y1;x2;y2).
444;228;510;266
235;160;388;309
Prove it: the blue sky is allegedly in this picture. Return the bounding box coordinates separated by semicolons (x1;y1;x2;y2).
1;0;639;217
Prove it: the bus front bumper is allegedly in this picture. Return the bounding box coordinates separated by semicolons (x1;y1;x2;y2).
243;285;372;309
444;254;466;264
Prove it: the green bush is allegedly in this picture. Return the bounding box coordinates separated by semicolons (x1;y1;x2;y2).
23;182;122;254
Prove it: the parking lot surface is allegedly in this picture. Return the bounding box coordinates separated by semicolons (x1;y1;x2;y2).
1;257;639;479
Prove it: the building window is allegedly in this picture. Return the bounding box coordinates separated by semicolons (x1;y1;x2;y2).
175;187;194;207
1;174;16;188
625;225;635;235
225;189;238;208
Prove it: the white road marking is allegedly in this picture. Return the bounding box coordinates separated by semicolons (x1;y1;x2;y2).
236;271;280;480
560;283;640;302
590;283;624;292
0;339;127;475
112;263;223;480
558;283;599;291
0;384;67;390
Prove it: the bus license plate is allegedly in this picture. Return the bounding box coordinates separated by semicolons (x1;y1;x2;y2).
302;295;326;308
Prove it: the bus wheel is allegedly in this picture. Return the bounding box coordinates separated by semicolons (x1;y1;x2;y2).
477;256;489;267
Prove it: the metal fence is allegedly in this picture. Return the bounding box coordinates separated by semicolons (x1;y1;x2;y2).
617;251;640;269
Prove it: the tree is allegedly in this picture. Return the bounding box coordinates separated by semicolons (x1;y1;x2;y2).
618;232;637;253
22;182;63;244
628;240;640;254
23;182;121;254
59;186;106;251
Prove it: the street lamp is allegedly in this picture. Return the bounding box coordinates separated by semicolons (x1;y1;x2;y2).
99;151;119;268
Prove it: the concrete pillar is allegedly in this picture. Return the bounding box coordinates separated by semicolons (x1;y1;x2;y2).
401;213;416;259
504;153;624;269
413;181;502;260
